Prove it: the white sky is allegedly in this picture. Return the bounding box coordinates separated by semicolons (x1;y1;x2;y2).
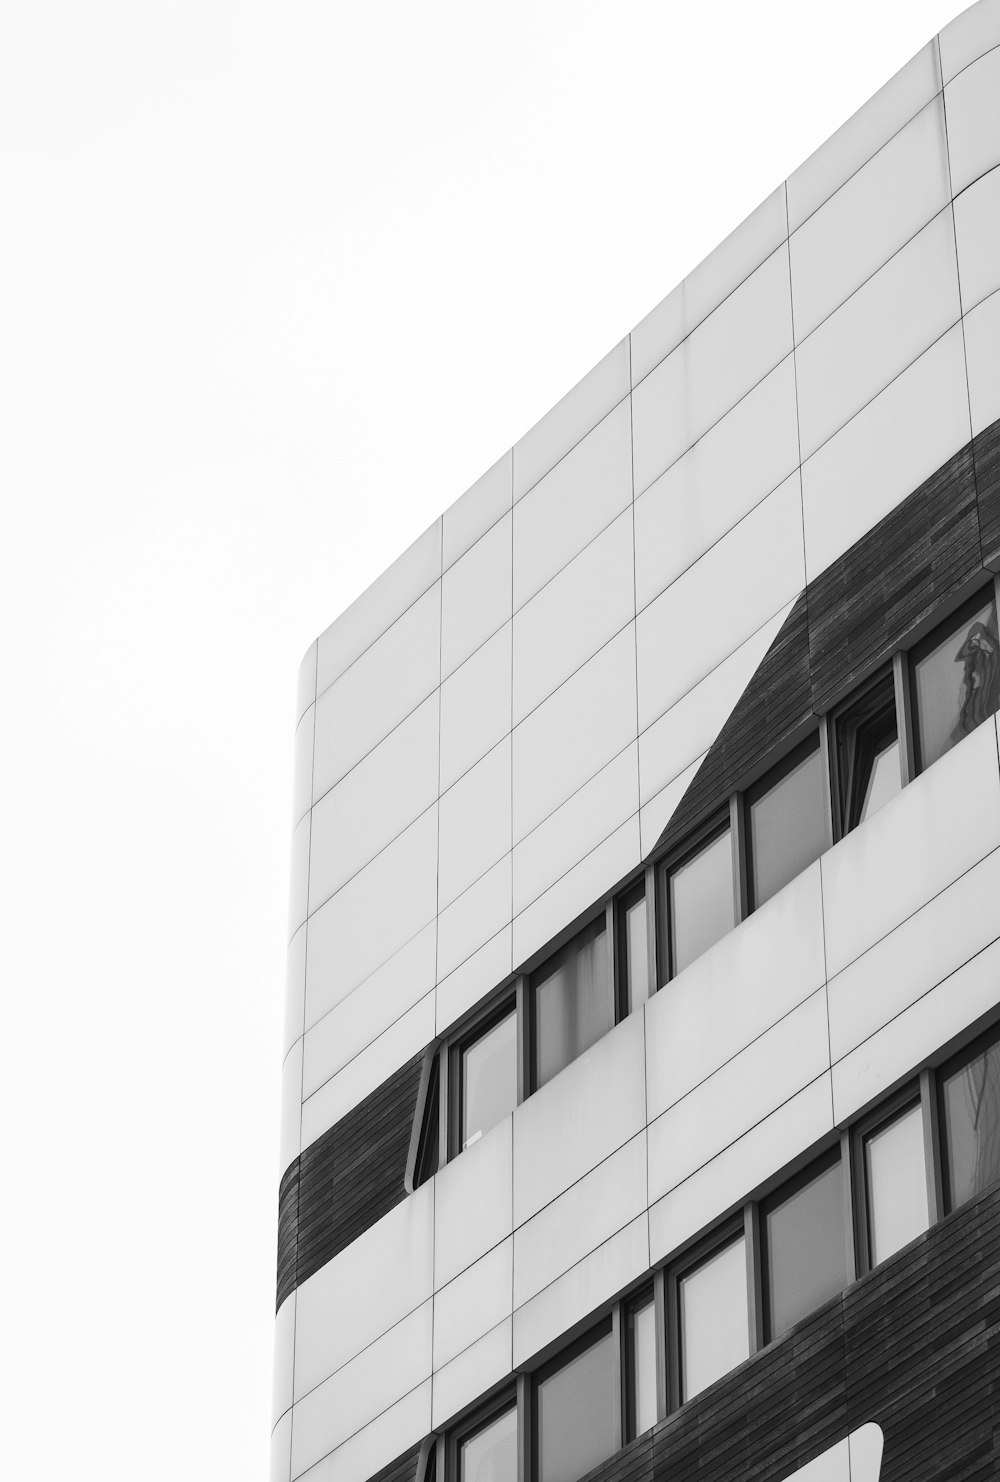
1;1;963;1476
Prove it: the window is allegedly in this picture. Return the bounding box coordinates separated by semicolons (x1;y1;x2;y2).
617;883;651;1015
940;1029;1000;1213
662;824;735;979
861;1099;929;1267
531;916;612;1090
458;1402;517;1482
455;1005;517;1153
410;1051;440;1190
911;589;1000;773
534;1321;618;1482
833;670;900;835
747;735;826;909
677;1233;749;1401
763;1153;846;1340
624;1288;658;1440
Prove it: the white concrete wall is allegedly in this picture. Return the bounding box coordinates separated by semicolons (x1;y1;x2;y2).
274;5;1000;1479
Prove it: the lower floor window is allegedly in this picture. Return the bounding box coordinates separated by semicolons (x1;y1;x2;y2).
941;1030;1000;1213
678;1233;749;1401
763;1153;846;1341
458;1403;517;1482
534;1321;618;1482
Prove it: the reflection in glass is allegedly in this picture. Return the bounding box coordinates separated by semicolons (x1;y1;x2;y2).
462;1010;517;1150
749;741;826;908
942;1035;1000;1212
764;1156;846;1340
668;828;735;977
532;917;612;1089
679;1235;749;1401
864;1102;929;1266
460;1404;517;1482
913;594;1000;771
623;892;650;1013
536;1323;617;1482
625;1291;657;1439
834;672;900;834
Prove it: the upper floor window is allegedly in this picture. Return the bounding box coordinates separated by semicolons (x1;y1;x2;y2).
454;1002;517;1154
534;1320;618;1482
763;1151;846;1341
746;734;826;909
940;1027;1000;1214
832;669;900;835
531;915;612;1090
617;883;651;1015
457;1399;517;1482
661;821;735;980
911;589;1000;773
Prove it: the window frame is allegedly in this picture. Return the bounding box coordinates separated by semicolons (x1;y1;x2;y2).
743;729;828;913
447;989;519;1161
907;580;1000;777
829;665;900;841
759;1144;848;1345
850;1081;928;1277
656;808;740;985
446;1385;519;1482
666;1213;752;1410
530;1315;621;1482
937;1019;1000;1216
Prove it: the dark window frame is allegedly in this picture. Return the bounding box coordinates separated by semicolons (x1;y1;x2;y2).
908;580;1000;777
829;666;900;840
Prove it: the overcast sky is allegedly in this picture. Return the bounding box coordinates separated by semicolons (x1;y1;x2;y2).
1;1;963;1477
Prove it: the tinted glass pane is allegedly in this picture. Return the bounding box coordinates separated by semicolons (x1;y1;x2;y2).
624;894;650;1013
679;1235;749;1401
533;918;612;1089
460;1405;517;1482
942;1036;1000;1211
750;743;826;908
626;1293;657;1439
913;594;1000;771
859;737;901;823
765;1157;846;1340
669;828;735;976
536;1325;617;1482
864;1102;929;1266
462;1010;517;1151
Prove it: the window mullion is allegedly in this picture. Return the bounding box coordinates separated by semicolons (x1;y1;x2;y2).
515;975;528;1104
729;792;749;923
920;1065;945;1225
644;862;658;999
893;649;916;786
516;1372;530;1482
840;1127;858;1286
818;713;837;847
611;1302;624;1452
744;1203;764;1353
653;1267;668;1426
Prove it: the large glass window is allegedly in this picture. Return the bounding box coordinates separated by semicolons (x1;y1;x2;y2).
459;1007;517;1152
459;1403;517;1482
833;671;900;835
618;885;651;1014
535;1321;618;1482
625;1289;657;1440
678;1234;749;1401
912;590;1000;773
531;917;612;1090
747;736;826;909
763;1154;846;1340
941;1032;1000;1213
665;825;735;978
862;1101;929;1267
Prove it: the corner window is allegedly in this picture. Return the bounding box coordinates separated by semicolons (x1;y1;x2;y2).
458;1402;517;1482
678;1233;749;1401
531;916;612;1090
456;1005;517;1153
534;1321;618;1482
940;1029;1000;1213
747;735;826;909
763;1152;846;1340
833;670;900;835
624;1287;658;1440
912;589;1000;773
861;1099;929;1267
662;823;735;980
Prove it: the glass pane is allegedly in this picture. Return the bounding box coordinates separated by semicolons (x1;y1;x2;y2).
626;1293;657;1439
624;894;650;1013
460;1405;517;1482
859;737;901;823
913;594;1000;771
462;1010;517;1151
679;1235;749;1401
765;1157;846;1340
750;743;826;908
864;1102;929;1266
942;1036;1000;1211
669;828;735;977
533;918;612;1089
536;1325;617;1482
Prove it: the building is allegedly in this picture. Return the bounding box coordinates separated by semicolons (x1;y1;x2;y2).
272;6;1000;1482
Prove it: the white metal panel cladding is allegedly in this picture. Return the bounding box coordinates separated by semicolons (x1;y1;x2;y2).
275;12;1000;1481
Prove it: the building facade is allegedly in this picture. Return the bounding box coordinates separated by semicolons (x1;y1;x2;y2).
273;7;1000;1482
